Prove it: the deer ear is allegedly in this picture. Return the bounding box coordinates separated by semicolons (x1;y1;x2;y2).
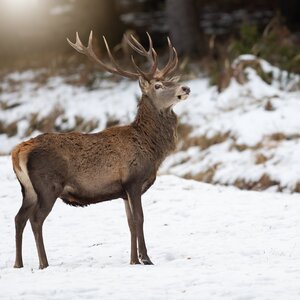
138;77;150;93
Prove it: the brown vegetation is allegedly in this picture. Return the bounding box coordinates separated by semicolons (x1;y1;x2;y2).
0;120;18;137
179;131;230;151
234;174;279;191
184;164;219;183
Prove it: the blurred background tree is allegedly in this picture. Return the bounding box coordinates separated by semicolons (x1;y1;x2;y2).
166;0;205;57
0;0;299;72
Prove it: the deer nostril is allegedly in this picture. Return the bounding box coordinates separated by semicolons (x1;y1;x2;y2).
182;86;190;94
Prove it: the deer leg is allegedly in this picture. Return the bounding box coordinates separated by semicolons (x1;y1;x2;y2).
126;187;153;265
14;197;37;268
29;196;56;269
123;199;140;264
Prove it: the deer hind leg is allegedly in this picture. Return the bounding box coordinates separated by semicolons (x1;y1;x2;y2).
13;150;38;268
126;186;153;265
123;199;140;264
14;183;37;268
29;186;58;269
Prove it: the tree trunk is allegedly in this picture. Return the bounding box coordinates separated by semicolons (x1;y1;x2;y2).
166;0;205;57
278;0;300;30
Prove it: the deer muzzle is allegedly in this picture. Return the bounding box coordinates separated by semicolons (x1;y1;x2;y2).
177;86;191;100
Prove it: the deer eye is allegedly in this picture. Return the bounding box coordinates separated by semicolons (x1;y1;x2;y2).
154;83;162;90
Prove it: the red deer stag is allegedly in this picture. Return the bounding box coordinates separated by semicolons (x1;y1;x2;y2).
12;31;190;269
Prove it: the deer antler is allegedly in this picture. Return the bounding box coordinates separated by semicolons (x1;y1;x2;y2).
67;31;178;81
67;31;139;79
155;37;178;79
125;32;178;80
125;32;158;81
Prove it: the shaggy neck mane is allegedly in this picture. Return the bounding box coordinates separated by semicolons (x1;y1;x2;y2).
132;95;178;163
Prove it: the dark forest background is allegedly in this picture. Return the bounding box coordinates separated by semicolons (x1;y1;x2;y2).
0;0;299;74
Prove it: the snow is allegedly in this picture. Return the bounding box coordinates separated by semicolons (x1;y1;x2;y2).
1;156;300;299
162;59;300;191
0;56;300;191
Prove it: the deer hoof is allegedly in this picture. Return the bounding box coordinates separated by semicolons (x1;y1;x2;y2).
140;258;154;265
39;263;49;270
14;263;23;268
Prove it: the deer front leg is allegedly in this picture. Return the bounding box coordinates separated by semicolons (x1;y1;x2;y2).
126;187;153;265
124;200;140;264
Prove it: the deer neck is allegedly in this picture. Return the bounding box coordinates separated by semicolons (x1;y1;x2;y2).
132;95;178;161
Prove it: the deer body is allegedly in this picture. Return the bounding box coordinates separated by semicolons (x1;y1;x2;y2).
12;32;190;269
14;97;176;207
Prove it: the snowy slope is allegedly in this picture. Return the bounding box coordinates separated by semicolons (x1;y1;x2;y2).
0;56;300;191
1;156;300;300
161;58;300;192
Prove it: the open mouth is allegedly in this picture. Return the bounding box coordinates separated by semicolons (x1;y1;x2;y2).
177;94;189;100
177;86;191;100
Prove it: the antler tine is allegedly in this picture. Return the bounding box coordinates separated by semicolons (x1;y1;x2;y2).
146;32;154;53
156;37;178;79
67;31;139;80
67;31;178;81
126;32;153;57
67;32;87;55
125;32;158;80
102;36;137;78
166;47;178;75
126;36;146;56
130;48;158;81
130;55;147;77
148;48;158;75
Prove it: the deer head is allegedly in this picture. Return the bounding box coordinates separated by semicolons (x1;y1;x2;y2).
67;31;190;110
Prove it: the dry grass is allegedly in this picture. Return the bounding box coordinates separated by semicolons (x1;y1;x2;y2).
255;153;268;164
294;182;300;193
184;164;220;183
105;117;120;128
216;57;274;92
26;107;64;136
234;174;280;191
0;120;18;137
179;131;230;151
264;100;275;111
72;116;99;133
0;100;21;110
174;129;300;192
269;132;300;141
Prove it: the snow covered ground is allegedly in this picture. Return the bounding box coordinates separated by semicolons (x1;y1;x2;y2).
1;156;300;299
0;55;300;191
160;56;300;192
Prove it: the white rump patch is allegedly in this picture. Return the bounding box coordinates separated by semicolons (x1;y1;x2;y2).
15;153;38;203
